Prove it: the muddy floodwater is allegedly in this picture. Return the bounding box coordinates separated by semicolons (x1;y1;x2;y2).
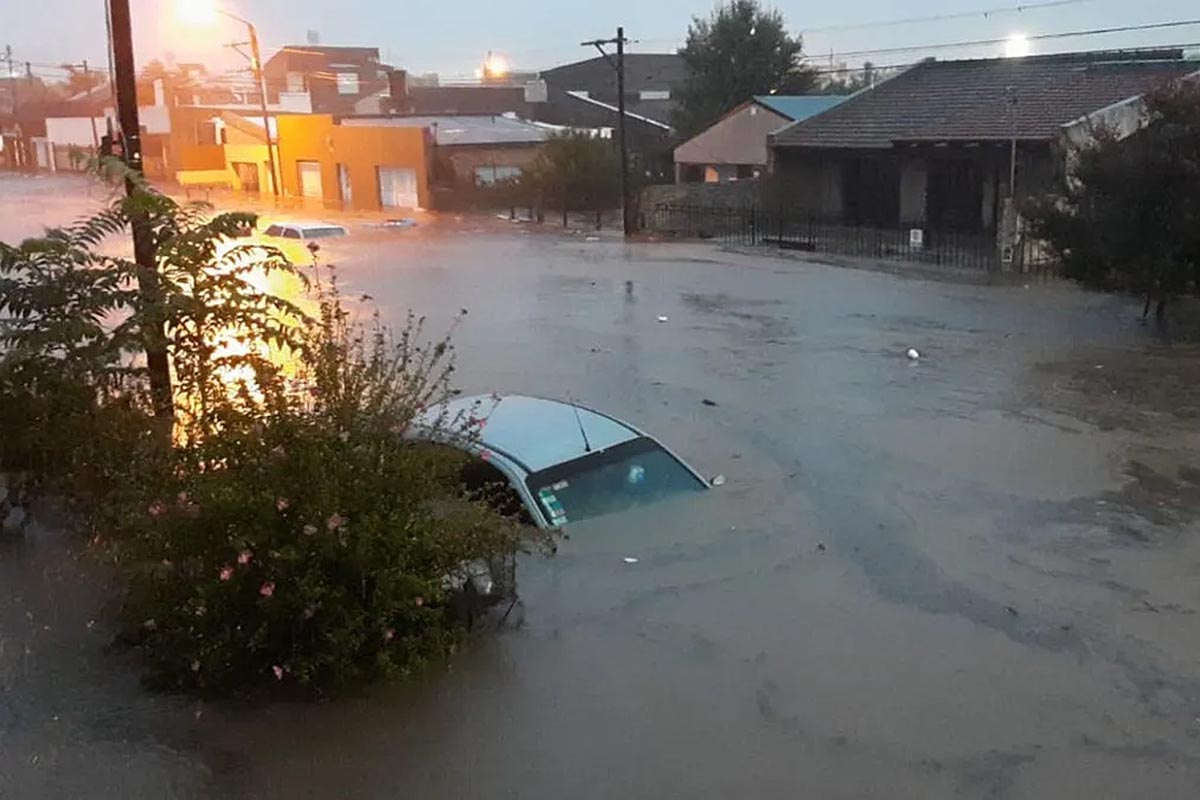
3;175;1200;798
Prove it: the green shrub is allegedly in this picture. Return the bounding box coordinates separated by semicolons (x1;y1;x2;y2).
1;177;536;695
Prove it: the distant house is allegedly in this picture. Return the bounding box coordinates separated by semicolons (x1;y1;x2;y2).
674;95;846;183
769;49;1200;234
535;53;682;175
341;114;551;187
263;45;389;115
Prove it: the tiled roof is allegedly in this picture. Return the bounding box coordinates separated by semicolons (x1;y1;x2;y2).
774;50;1199;148
754;95;846;122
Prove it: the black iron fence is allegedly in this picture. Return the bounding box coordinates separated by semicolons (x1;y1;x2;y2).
649;203;1056;275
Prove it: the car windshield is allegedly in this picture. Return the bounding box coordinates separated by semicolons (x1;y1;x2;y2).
302;226;347;239
524;436;706;526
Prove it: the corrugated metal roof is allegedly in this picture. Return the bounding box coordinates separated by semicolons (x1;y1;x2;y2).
340;114;550;146
753;95;846;122
774;50;1198;149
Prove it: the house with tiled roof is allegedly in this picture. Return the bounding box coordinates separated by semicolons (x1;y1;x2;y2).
674;95;846;183
769;49;1199;234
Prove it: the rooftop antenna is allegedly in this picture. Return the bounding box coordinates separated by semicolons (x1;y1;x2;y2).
568;396;592;453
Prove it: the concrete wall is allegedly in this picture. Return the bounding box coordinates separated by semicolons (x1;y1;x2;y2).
641;180;759;209
45;117;107;148
276;114;431;211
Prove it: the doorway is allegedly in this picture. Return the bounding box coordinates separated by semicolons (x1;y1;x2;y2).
297;161;323;199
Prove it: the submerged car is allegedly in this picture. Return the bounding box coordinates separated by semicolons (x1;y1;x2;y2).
262;221;349;242
419;394;710;529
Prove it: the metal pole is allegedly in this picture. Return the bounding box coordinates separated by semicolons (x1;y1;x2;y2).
246;22;280;197
616;27;630;238
108;0;173;419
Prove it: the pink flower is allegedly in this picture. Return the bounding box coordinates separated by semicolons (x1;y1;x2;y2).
176;491;189;505
237;550;253;565
338;430;350;443
272;665;284;681
383;628;395;642
275;497;290;512
148;501;166;517
302;606;315;620
259;581;275;598
414;596;424;608
326;512;346;531
302;524;317;536
143;618;157;631
218;566;233;582
191;660;201;673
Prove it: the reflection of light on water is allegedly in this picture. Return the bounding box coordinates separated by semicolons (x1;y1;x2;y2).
172;240;317;440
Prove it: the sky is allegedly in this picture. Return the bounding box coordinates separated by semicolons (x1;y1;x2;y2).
5;0;1199;84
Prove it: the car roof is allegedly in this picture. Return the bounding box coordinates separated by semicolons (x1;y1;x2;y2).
431;394;641;474
266;221;347;231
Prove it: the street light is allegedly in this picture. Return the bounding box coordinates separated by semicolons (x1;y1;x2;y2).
177;0;281;198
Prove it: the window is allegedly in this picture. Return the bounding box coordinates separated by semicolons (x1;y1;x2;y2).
525;437;705;527
281;227;302;239
264;224;284;237
639;89;670;101
286;71;306;92
475;165;522;186
300;226;347;239
336;72;360;95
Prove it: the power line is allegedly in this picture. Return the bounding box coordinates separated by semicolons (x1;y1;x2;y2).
800;0;1104;34
827;17;1200;59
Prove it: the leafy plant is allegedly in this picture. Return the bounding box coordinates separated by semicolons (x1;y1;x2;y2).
1;178;535;695
673;0;817;138
1026;82;1200;320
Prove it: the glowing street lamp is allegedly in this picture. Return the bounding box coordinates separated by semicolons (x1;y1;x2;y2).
176;0;280;198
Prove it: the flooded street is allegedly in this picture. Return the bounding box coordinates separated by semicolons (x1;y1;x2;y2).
4;175;1200;797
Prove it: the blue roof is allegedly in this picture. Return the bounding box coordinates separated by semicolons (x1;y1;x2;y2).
753;94;847;122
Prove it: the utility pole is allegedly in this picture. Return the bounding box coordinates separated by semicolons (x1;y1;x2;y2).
83;60;100;151
246;25;280;197
581;27;632;238
108;0;174;419
222;11;280;197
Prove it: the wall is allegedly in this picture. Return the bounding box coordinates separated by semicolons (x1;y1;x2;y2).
441;144;543;184
674;102;790;172
276;114;430;211
45;117;107;148
898;158;928;224
223;143;273;193
641;180;759;209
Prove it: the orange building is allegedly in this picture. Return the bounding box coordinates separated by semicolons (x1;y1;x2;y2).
275;114;431;211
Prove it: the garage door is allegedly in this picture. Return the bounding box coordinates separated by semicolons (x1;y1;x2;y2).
377;167;418;209
297;161;323;199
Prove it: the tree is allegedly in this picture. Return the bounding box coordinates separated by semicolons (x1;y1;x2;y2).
820;61;888;95
526;132;621;226
58;64;107;98
673;0;817;138
1026;82;1200;321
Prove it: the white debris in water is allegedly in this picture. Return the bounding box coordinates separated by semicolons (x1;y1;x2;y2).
657;315;669;323
622;557;640;564
585;236;600;242
906;348;921;361
711;474;727;487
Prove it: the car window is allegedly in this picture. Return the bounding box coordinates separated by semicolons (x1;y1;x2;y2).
303;226;348;239
282;228;302;239
263;224;283;237
525;437;706;526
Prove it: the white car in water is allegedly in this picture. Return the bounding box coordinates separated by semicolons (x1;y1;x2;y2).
419;394;710;529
